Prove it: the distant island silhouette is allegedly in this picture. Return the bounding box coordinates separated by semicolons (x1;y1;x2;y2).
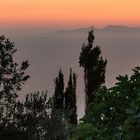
56;25;140;33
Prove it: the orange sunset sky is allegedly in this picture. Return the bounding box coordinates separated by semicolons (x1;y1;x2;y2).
0;0;140;28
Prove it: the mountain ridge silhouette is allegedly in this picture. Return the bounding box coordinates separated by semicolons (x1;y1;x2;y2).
56;25;140;34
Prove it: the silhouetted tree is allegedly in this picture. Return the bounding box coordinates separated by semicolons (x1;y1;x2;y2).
65;69;77;126
0;35;29;139
71;67;140;140
52;69;64;111
19;91;49;140
49;70;68;140
47;109;69;140
79;29;107;107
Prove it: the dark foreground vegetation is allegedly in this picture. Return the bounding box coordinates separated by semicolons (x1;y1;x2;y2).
0;29;139;140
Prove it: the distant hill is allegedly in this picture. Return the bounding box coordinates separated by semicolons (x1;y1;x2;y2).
101;25;140;32
56;25;140;34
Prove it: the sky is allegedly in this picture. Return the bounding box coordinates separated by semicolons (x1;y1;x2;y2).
1;0;140;118
0;0;140;29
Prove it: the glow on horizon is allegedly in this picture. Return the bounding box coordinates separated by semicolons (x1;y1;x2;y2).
0;0;140;28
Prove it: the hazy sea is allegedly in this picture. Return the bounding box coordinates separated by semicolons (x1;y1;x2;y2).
1;27;140;118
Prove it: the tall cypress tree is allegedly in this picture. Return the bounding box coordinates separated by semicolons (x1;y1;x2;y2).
65;69;77;125
79;29;107;107
50;70;68;140
52;69;64;111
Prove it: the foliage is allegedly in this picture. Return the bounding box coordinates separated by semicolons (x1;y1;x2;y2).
65;69;77;125
79;29;107;106
71;67;140;140
0;35;29;139
50;69;78;139
52;69;64;111
49;70;68;140
14;91;50;140
71;123;102;140
47;109;69;140
24;91;49;140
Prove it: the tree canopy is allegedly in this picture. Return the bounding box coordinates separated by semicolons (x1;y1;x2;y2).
0;35;30;140
71;67;140;140
79;29;107;106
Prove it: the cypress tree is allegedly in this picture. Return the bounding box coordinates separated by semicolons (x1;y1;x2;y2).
50;70;68;140
52;69;64;111
65;69;77;125
79;29;107;107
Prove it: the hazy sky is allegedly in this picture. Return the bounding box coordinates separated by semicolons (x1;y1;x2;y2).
1;0;140;28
